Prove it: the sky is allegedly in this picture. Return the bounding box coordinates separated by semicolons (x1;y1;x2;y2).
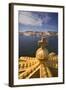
18;11;58;32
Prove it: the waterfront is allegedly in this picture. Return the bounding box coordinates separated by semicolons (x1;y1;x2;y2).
19;34;58;57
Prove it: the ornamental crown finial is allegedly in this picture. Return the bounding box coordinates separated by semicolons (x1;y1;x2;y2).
38;37;48;48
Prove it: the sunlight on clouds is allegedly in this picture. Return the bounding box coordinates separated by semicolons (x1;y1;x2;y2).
18;11;42;26
18;11;58;32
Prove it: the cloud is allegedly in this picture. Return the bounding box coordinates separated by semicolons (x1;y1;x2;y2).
42;14;51;24
18;11;42;26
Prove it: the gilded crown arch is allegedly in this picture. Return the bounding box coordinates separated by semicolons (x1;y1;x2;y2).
18;37;58;79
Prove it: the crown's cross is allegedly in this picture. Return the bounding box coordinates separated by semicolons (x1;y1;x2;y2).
38;37;48;48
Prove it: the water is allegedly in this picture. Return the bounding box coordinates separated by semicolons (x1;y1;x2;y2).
19;35;58;57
